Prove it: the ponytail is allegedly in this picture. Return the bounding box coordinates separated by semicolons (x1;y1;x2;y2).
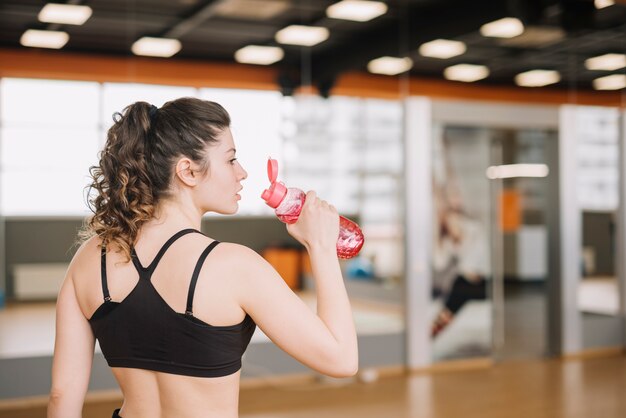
83;102;155;260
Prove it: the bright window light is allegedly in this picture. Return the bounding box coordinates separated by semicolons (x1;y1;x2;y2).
367;56;413;75
595;0;615;9
326;0;388;22
131;37;181;57
480;17;524;38
234;45;284;65
20;29;69;49
275;25;329;46
515;70;560;87
593;74;626;90
443;64;489;82
486;164;549;179
38;3;92;25
585;53;626;71
0;78;101;216
418;39;466;59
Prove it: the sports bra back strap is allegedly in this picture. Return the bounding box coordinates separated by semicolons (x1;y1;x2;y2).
100;245;111;302
185;241;220;316
131;228;203;274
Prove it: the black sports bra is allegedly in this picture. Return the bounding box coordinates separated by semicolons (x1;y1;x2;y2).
88;229;256;378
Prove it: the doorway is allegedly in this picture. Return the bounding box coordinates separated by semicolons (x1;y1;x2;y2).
431;125;557;362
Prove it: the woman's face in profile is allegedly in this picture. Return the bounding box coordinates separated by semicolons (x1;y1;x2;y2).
196;128;248;215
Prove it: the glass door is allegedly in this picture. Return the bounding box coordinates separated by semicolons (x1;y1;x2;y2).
431;125;556;362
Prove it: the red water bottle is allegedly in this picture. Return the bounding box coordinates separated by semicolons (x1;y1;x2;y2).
261;158;364;259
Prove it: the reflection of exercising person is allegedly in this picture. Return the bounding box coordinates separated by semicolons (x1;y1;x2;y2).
432;197;488;337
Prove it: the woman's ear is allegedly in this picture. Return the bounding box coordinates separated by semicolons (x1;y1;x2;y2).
174;157;198;187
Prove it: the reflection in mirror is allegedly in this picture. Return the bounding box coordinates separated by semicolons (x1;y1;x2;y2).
431;126;492;361
431;125;555;362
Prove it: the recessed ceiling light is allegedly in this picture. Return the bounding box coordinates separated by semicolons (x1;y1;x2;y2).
275;25;329;46
515;70;560;87
213;0;290;20
480;17;524;38
443;64;489;82
20;29;69;49
131;37;181;57
326;0;388;22
594;0;615;9
234;45;284;65
38;4;92;25
367;56;413;75
418;39;467;59
593;74;626;90
585;53;626;71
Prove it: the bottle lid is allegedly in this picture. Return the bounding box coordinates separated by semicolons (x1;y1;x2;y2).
261;157;287;208
267;158;278;183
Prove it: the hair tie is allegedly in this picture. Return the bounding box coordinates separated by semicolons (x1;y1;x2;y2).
146;104;159;143
148;104;159;122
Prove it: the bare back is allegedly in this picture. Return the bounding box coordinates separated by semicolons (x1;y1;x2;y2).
72;229;249;418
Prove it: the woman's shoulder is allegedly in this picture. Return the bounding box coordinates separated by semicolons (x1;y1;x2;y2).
210;242;265;267
68;235;102;270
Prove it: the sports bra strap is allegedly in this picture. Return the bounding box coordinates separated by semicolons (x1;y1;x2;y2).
100;245;111;302
185;241;220;316
131;228;203;275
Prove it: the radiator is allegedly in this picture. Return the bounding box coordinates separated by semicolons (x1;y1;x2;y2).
13;263;68;300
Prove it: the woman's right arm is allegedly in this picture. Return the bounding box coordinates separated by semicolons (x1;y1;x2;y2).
230;191;358;377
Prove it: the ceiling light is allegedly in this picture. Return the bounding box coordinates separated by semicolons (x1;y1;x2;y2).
326;0;388;22
593;74;626;90
38;4;92;25
515;70;560;87
131;37;181;57
486;164;549;179
585;53;626;71
367;56;413;75
234;45;284;65
275;25;329;46
480;17;524;38
213;0;290;20
443;64;489;82
418;39;466;59
20;29;69;49
594;0;615;9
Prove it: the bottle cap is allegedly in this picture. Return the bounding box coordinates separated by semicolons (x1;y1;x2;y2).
261;157;287;208
267;158;278;183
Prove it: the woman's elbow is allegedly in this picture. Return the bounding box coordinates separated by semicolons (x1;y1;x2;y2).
325;356;359;378
313;342;359;378
47;388;81;418
47;390;63;418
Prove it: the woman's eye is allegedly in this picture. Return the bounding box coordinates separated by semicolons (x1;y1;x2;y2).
229;158;238;165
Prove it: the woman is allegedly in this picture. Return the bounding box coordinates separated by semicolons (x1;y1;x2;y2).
47;97;358;418
432;197;488;337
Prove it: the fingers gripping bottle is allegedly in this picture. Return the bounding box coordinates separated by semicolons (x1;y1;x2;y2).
261;158;364;259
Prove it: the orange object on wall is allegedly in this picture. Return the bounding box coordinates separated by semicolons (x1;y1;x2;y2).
301;251;312;276
262;247;302;291
500;189;521;232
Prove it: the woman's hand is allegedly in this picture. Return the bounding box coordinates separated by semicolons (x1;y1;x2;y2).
286;191;339;253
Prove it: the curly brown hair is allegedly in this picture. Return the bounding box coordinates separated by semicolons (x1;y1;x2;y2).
82;97;230;261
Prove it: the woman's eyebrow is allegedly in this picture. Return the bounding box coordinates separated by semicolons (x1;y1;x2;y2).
225;148;236;154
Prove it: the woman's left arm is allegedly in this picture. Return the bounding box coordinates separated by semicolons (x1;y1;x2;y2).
48;271;95;418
